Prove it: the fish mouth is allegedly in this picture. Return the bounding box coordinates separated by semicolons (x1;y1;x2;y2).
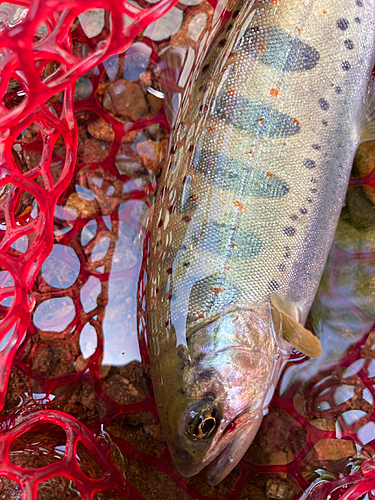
207;412;263;485
171;409;262;482
170;456;206;478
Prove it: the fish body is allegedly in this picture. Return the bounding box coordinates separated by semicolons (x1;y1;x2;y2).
146;0;375;485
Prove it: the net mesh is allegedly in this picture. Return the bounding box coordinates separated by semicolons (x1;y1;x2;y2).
0;1;375;499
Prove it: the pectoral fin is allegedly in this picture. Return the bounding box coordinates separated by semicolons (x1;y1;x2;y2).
271;296;322;358
359;74;375;143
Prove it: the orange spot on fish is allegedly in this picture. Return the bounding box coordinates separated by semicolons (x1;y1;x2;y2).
229;89;235;96
206;127;213;133
266;172;275;178
231;243;236;248
247;150;253;157
297;28;303;35
225;265;230;271
322;9;327;14
197;230;203;236
293;118;300;125
233;200;247;211
211;287;225;294
259;44;265;51
257;117;264;125
270;88;279;97
198;313;204;318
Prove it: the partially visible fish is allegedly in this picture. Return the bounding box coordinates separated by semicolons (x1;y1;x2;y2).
146;0;375;485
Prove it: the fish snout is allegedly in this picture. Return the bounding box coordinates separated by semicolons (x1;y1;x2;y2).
169;446;207;477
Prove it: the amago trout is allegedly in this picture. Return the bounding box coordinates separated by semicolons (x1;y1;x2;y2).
146;0;375;485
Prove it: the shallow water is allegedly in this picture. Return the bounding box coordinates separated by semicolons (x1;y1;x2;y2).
0;0;375;498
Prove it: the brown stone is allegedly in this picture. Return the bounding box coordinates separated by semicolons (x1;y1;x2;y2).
107;411;165;458
77;137;111;163
265;476;298;500
31;345;75;378
102;362;148;404
103;79;148;121
122;455;187;500
310;418;336;431
312;438;356;461
88;118;115;142
66;167;125;218
136;138;168;171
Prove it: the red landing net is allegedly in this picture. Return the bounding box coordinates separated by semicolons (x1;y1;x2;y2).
0;0;375;499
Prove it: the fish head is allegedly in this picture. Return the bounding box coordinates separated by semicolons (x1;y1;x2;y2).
156;304;289;484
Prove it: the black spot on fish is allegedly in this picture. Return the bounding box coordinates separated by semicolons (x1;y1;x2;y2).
195;150;290;198
355;17;361;23
218;39;227;48
268;280;279;291
345;39;354;50
215;95;301;137
310;188;317;193
335;86;342;94
356;0;363;5
300;207;307;214
322;120;328;126
283;227;295;236
187;273;241;320
258;27;320;71
290;214;298;220
342;61;351;71
337;19;349;30
197;221;262;259
304;159;316;169
318;98;329;110
183;262;190;267
284;251;291;259
307;198;312;203
312;144;321;150
278;263;286;271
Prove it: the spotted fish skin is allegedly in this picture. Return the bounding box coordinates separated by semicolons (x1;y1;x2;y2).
146;0;375;485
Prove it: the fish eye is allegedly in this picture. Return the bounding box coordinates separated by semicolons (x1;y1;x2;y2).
185;404;220;440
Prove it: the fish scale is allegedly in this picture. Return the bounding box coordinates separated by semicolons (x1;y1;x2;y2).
146;0;375;485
